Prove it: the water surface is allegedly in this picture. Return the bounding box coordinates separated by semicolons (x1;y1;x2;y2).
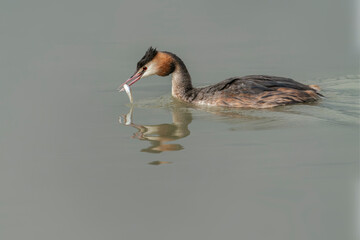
0;0;359;240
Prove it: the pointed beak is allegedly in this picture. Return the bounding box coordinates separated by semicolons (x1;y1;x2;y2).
118;68;146;92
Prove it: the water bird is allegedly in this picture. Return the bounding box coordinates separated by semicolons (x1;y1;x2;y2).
118;47;322;108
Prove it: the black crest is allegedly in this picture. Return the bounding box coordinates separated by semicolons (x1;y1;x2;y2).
136;47;158;70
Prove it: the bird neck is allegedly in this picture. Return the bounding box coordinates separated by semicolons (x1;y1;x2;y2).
170;57;193;100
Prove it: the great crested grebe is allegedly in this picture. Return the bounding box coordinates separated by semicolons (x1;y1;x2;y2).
118;47;322;108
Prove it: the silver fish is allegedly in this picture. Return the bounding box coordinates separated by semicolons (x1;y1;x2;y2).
123;83;133;103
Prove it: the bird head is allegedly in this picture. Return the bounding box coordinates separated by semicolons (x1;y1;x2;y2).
118;47;175;92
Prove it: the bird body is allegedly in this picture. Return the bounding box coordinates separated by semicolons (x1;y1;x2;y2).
118;47;322;108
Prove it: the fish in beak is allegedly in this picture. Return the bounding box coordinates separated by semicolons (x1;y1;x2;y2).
117;67;147;92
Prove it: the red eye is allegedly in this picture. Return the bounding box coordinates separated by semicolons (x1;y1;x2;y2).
143;67;147;70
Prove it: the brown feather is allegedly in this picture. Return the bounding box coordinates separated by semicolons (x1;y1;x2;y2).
183;75;321;108
153;52;175;76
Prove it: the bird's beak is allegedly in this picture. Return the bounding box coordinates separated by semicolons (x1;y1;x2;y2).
118;68;146;92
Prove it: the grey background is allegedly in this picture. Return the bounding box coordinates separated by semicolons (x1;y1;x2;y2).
0;0;359;240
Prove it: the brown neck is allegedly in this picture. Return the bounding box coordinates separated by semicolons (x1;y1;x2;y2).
170;56;193;101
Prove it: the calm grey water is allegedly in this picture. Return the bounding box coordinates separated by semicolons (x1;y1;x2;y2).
1;0;359;240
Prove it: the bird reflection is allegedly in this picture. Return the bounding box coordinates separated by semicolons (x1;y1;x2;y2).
119;106;192;153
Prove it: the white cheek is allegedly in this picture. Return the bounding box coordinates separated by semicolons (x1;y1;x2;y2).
142;62;157;78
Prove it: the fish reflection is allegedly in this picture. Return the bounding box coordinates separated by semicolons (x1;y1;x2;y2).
119;107;192;153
